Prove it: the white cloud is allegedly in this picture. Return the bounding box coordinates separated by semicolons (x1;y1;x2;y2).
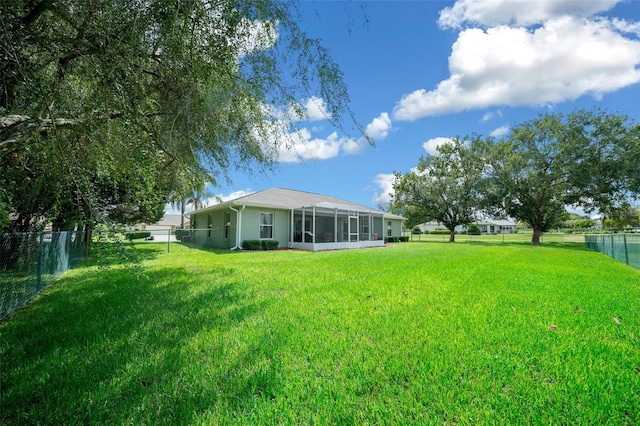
286;96;331;122
275;128;343;163
287;96;332;122
481;110;502;122
164;190;255;215
610;17;640;37
490;125;510;138
215;190;255;204
372;173;396;207
234;18;279;58
342;138;365;155
423;137;453;156
393;16;640;120
438;0;621;29
258;110;388;163
365;112;392;140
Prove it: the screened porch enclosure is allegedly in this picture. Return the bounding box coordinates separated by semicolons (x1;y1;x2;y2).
291;202;385;251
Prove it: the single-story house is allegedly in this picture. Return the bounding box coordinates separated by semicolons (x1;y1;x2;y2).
188;187;404;251
417;220;449;233
135;214;189;232
418;219;516;234
477;219;516;234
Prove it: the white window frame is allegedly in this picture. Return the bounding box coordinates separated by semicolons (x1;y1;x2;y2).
259;212;274;239
224;212;231;240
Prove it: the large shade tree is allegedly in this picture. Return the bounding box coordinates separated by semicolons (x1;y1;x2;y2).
0;0;365;231
478;109;640;245
391;137;486;242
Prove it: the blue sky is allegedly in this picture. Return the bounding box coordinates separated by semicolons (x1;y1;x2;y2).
168;0;640;214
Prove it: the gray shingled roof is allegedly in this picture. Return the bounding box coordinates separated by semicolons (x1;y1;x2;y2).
196;188;404;219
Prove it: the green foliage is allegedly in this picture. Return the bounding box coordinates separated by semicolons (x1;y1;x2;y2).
430;229;451;235
0;1;365;231
174;229;190;241
398;236;409;242
573;218;596;229
392;136;486;243
602;204;640;231
242;240;279;250
478;109;639;245
261;240;279;250
125;231;152;241
385;236;399;243
242;240;262;250
2;243;640;424
466;223;482;235
411;226;422;234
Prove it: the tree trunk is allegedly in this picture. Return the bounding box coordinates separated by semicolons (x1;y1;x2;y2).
532;228;543;245
449;228;456;242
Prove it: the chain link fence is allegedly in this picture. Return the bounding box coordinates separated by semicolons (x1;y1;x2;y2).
0;230;86;321
585;234;640;270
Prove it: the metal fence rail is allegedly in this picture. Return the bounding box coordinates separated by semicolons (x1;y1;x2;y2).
585;234;640;270
0;230;85;321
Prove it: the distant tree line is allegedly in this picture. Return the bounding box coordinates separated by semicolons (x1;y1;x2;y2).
391;109;640;244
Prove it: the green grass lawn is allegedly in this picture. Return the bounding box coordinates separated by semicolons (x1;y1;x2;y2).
1;242;639;424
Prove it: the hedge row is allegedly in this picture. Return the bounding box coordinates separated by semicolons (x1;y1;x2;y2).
385;236;409;243
242;240;279;250
125;231;151;240
175;229;190;241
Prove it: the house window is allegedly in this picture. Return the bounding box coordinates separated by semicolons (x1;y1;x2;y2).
260;212;273;239
207;215;212;238
224;212;231;240
387;221;392;237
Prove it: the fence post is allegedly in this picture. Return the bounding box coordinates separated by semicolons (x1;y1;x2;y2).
624;233;629;266
36;232;45;293
167;229;171;253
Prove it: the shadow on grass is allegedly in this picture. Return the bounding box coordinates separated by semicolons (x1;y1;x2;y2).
0;257;282;424
82;241;165;268
175;242;246;255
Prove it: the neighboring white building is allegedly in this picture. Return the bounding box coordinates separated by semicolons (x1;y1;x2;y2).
417;221;452;233
417;219;516;234
477;219;516;234
138;214;189;232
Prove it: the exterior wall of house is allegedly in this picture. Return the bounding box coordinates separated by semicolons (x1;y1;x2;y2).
385;218;403;239
190;209;237;248
190;207;403;251
239;207;290;247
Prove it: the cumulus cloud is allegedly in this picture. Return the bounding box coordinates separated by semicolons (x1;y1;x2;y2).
393;16;640;120
365;112;392;140
275;128;346;163
215;190;255;203
610;17;640;37
287;96;332;121
261;111;391;163
481;110;502;122
164;189;255;215
490;125;510;138
372;173;396;207
423;137;453;156
438;0;621;29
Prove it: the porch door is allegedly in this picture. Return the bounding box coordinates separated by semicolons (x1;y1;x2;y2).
349;211;358;242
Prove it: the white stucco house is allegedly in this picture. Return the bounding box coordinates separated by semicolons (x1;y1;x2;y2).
417;219;516;234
